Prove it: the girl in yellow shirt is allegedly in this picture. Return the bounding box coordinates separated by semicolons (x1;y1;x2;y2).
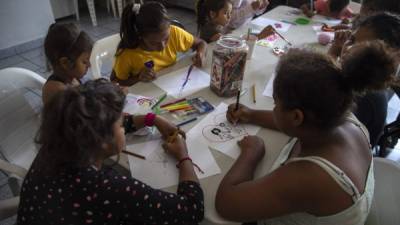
112;2;207;86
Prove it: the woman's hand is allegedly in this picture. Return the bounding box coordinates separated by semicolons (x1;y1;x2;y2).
226;103;253;125
238;135;265;163
138;67;156;82
162;134;189;160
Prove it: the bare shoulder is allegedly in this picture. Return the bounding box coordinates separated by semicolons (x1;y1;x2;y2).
42;81;66;104
266;160;355;216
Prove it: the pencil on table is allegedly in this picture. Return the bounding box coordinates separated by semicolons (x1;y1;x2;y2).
273;29;292;46
252;84;256;103
122;150;146;160
235;89;241;111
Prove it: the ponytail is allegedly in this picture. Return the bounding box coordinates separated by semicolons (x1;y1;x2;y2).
341;40;398;93
196;0;207;33
116;1;170;55
117;3;140;53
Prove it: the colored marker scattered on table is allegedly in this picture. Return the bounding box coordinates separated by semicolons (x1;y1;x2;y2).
151;93;167;110
179;65;194;94
176;117;198;127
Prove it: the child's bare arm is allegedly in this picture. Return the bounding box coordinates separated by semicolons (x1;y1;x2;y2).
191;37;207;67
110;69;156;86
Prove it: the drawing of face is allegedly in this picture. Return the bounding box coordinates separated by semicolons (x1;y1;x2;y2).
202;113;248;143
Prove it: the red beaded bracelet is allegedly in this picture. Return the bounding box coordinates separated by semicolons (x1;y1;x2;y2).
144;113;156;127
176;157;204;174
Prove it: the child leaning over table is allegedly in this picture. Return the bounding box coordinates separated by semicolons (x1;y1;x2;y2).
227;0;270;30
216;40;398;225
17;79;204;225
196;0;275;43
111;2;207;86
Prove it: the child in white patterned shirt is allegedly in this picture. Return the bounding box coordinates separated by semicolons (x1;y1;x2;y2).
228;0;269;30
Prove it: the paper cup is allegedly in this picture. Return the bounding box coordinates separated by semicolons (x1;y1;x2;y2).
241;34;257;60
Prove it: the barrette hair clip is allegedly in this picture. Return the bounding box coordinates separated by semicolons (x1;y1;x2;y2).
132;3;141;14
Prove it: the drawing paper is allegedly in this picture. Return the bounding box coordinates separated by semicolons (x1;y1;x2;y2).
187;103;261;159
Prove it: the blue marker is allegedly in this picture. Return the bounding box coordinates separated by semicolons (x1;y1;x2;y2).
144;60;154;69
176;117;197;127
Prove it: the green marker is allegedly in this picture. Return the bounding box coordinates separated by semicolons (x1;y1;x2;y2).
151;93;167;111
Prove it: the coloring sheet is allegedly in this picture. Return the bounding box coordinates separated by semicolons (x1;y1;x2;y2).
262;73;276;98
251;17;291;32
153;66;210;98
127;137;221;189
312;15;342;25
123;93;157;115
187;103;261;159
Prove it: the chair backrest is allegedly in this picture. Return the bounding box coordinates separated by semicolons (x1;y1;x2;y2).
349;1;361;14
365;157;400;225
0;67;45;169
89;33;120;79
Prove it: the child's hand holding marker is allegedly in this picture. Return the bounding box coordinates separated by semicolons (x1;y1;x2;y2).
162;129;189;160
139;60;156;82
226;103;252;125
192;50;205;68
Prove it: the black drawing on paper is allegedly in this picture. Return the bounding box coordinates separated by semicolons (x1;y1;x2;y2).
202;113;249;143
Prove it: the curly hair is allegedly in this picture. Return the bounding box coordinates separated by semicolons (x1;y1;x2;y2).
34;79;125;174
361;0;400;15
329;0;350;14
274;41;397;129
355;12;400;49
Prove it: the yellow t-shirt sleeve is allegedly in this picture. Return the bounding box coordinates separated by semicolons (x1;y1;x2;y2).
170;25;194;53
113;51;134;80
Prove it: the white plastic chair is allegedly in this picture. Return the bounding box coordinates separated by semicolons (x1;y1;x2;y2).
0;67;44;221
89;33;120;79
0;159;27;221
349;1;361;14
365;157;400;225
73;0;98;26
0;68;45;169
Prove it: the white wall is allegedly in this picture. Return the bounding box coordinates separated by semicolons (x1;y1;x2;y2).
0;0;55;50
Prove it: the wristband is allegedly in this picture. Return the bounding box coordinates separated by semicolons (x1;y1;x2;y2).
144;113;156;127
123;115;137;134
176;156;204;174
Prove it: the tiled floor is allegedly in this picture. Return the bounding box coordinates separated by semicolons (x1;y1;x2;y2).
0;5;197;80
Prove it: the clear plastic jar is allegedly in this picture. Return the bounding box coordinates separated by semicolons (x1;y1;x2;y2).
210;36;249;97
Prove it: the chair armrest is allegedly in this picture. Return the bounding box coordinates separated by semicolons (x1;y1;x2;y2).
0;159;28;179
0;196;19;220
